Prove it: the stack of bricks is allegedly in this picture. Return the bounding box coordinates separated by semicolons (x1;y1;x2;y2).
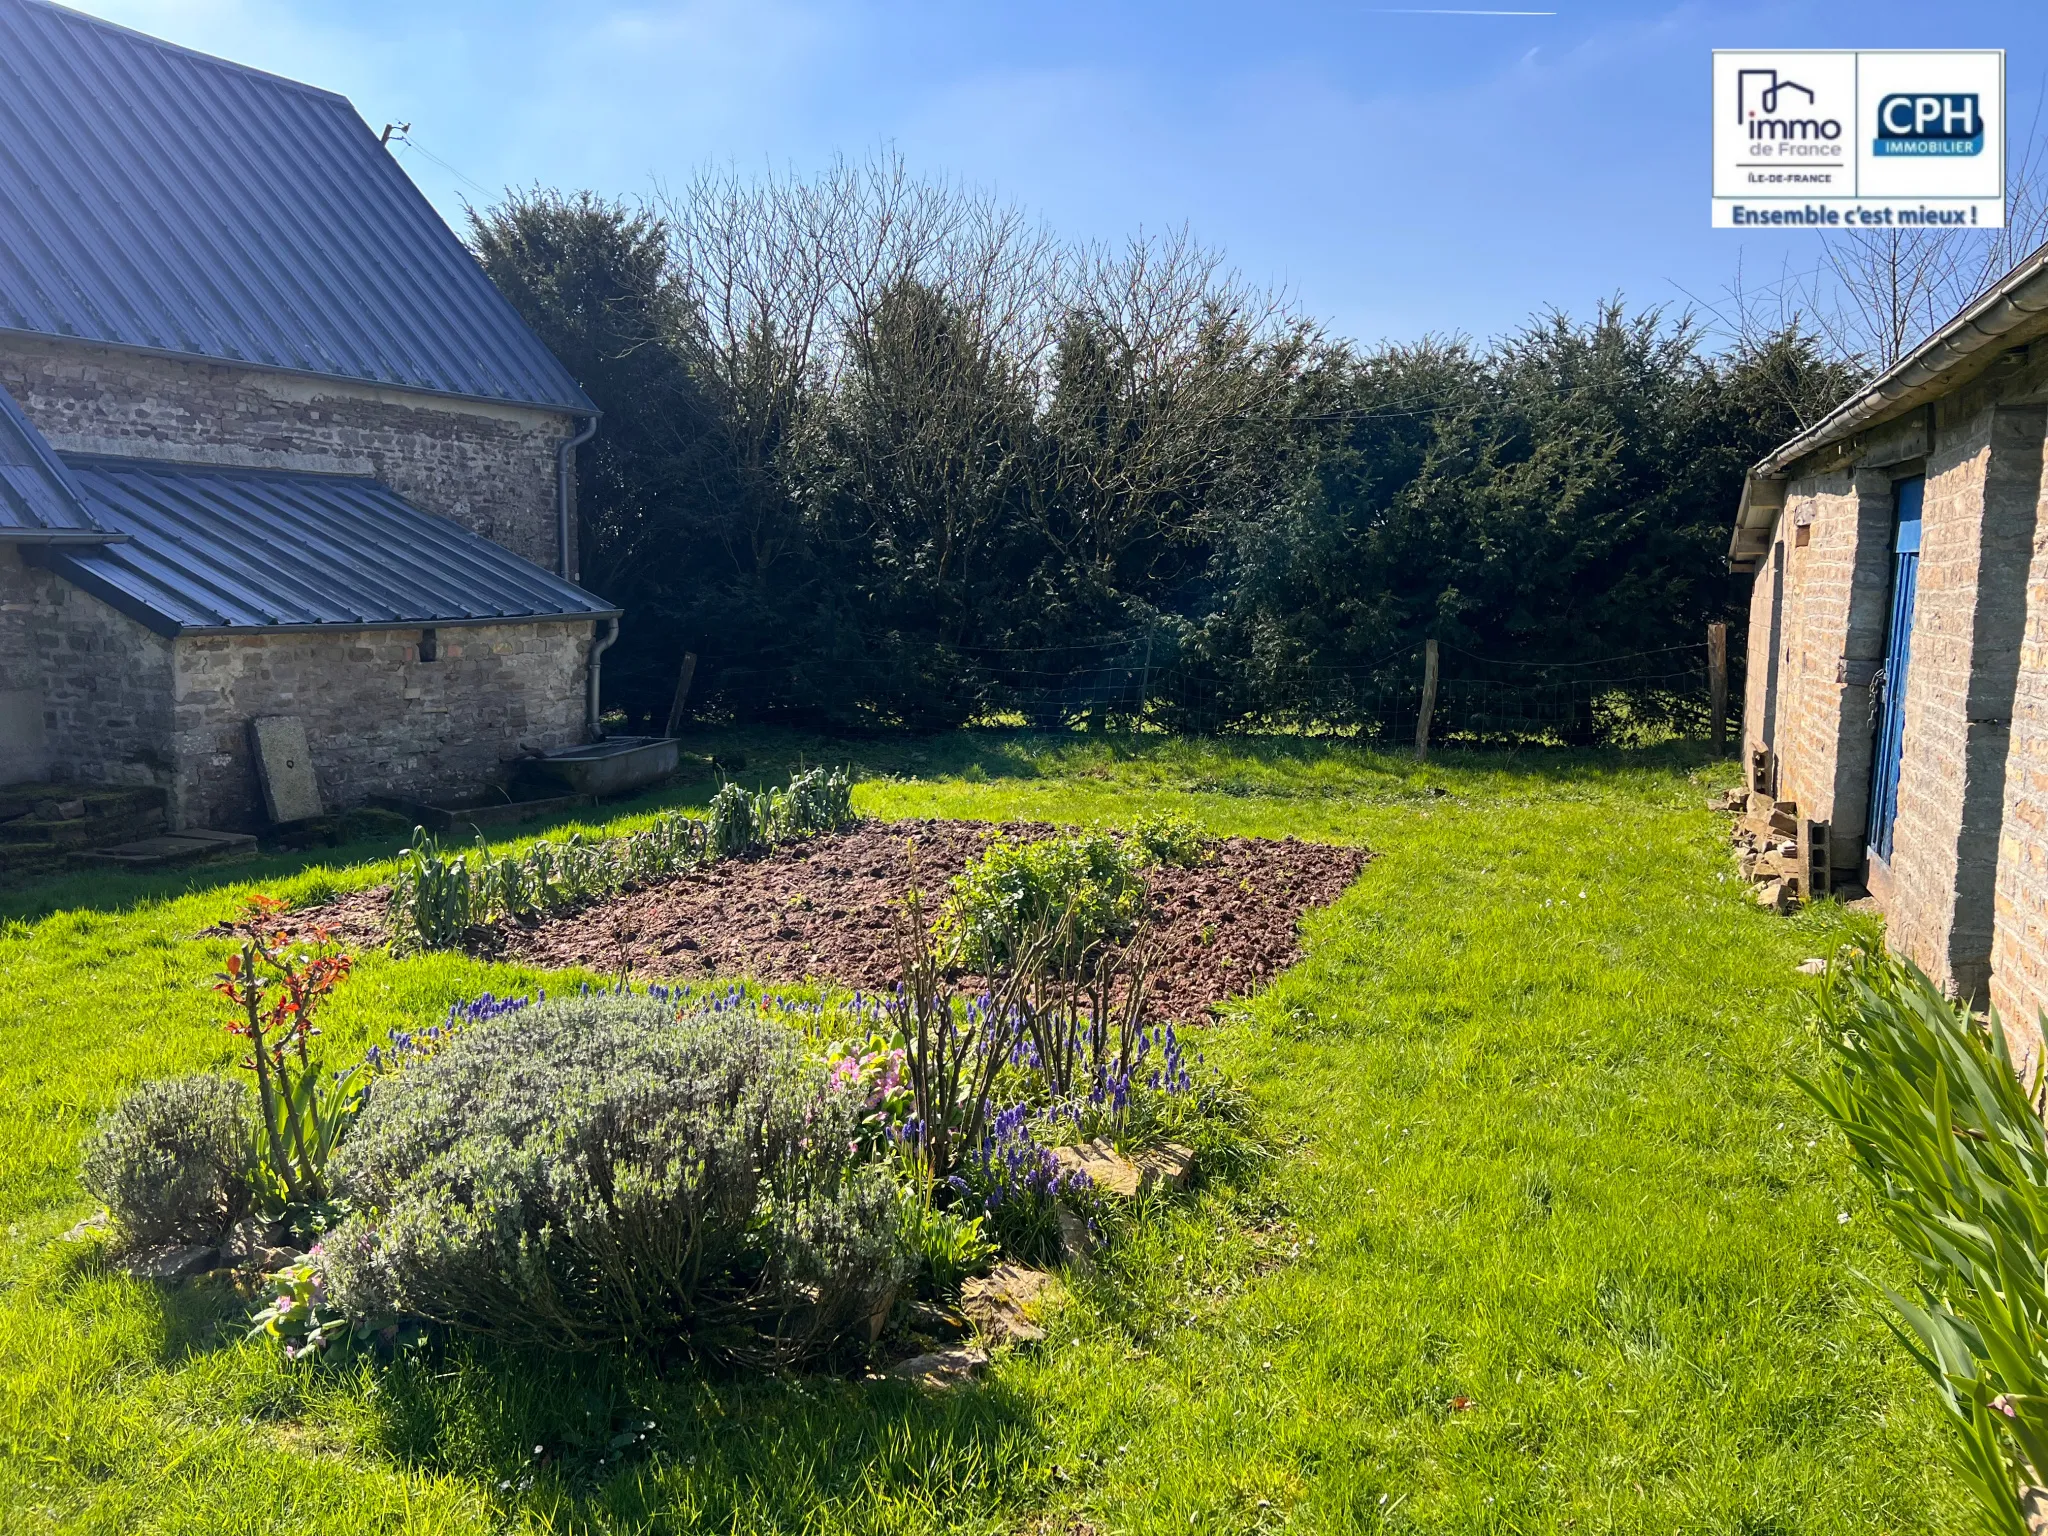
1723;788;1808;913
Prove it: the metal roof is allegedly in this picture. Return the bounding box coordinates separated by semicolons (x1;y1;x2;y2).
31;456;618;635
1731;238;2048;572
0;380;112;540
0;0;596;415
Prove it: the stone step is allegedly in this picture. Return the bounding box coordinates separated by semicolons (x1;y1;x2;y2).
76;829;258;869
0;784;168;850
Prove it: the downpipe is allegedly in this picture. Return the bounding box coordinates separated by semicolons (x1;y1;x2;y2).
556;414;598;579
586;616;619;741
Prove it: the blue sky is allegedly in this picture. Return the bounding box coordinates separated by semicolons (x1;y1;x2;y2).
67;0;2048;348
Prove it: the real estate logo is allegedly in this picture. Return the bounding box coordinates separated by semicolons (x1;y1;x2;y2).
1737;68;1839;146
1712;51;2004;229
1874;94;1983;156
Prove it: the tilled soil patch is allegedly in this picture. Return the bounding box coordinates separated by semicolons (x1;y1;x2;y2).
297;820;1369;1025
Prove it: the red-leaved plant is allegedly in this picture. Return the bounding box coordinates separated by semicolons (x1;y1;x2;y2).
212;895;360;1221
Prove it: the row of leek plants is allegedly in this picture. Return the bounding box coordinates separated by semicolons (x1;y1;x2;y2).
388;767;853;951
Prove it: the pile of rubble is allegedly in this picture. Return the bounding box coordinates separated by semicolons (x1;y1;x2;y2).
1713;786;1825;914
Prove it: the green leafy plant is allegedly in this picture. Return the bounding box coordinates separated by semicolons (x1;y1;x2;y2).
1124;811;1207;868
707;781;770;858
389;830;479;950
898;1183;996;1294
81;1075;254;1248
248;1258;350;1361
1800;946;2048;1532
941;831;1145;977
772;766;856;840
320;993;909;1362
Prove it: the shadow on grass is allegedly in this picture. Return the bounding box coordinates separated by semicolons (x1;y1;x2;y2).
678;722;1732;793
1;729;1735;925
366;1338;1045;1529
0;764;731;925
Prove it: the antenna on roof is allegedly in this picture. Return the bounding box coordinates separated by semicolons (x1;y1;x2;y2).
379;122;411;146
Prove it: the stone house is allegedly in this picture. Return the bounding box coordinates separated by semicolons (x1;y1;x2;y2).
1731;240;2048;1041
0;0;615;833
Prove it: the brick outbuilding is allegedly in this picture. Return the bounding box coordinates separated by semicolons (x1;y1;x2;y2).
1732;242;2048;1041
0;0;617;832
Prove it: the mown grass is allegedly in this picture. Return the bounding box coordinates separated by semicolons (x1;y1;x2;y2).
0;731;1955;1532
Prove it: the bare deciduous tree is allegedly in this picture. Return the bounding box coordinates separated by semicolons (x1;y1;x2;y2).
1706;121;2048;374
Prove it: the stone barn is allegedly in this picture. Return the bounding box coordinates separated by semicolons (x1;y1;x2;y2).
1732;240;2048;1041
0;0;616;838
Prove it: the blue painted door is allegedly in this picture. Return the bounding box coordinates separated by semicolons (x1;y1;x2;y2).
1867;476;1923;863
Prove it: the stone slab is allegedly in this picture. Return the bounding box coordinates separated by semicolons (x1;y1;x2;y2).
80;829;258;868
961;1263;1057;1346
1052;1138;1142;1198
889;1346;988;1389
1052;1137;1197;1200
1135;1142;1198;1194
249;715;323;823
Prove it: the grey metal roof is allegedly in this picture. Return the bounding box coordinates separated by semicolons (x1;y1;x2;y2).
0;381;111;540
0;0;596;415
1729;237;2048;571
31;456;618;635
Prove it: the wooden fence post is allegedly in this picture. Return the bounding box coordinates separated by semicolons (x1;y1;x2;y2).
1708;622;1728;756
664;652;699;738
1415;638;1439;762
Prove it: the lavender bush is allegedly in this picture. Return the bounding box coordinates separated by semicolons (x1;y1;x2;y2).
82;1075;255;1248
321;994;908;1362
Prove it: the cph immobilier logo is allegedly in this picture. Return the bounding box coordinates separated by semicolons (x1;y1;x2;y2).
1712;50;2003;229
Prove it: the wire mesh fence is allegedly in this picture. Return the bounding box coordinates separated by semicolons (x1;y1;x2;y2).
960;631;1740;746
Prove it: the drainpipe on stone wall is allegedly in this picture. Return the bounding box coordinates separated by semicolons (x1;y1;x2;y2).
586;616;619;740
556;415;598;580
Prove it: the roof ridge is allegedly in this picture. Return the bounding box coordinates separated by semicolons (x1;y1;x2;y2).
16;0;352;107
0;0;596;413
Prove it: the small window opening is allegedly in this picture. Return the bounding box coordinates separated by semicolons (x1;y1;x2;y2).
419;628;438;662
1795;524;1811;548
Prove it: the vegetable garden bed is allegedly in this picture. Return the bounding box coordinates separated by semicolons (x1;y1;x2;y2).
306;818;1369;1025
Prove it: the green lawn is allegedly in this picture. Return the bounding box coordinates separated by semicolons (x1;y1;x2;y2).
0;732;1956;1533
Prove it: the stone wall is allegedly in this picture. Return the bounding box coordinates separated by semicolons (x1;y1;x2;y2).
0;335;581;574
170;620;592;831
0;544;175;790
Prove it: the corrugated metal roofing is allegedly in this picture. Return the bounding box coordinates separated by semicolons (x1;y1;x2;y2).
0;0;596;415
33;456;618;635
0;380;110;539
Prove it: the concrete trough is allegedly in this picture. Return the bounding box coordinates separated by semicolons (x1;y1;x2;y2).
522;736;681;799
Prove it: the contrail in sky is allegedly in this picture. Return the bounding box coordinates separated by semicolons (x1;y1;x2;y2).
1363;8;1557;13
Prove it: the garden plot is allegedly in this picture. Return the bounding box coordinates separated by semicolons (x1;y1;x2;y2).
470;819;1364;1023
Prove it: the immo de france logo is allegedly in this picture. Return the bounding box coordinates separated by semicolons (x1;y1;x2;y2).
1712;51;2003;229
1737;68;1841;147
